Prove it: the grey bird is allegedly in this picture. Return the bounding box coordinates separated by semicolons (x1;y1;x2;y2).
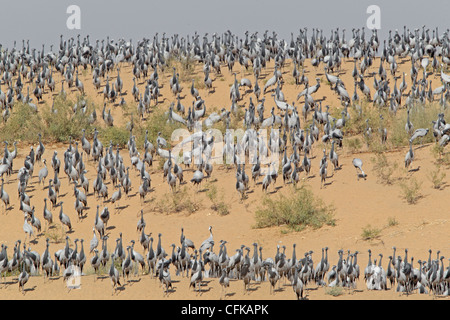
42;198;53;230
180;228;195;250
199;226;214;253
219;269;230;299
109;254;121;295
405;141;414;170
18;261;29;295
137;209;146;233
38;159;48;185
409;128;429;145
90;249;101;280
58;201;72;232
352;158;367;180
159;261;173;296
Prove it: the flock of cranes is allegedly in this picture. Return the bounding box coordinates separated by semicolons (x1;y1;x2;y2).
0;25;449;298
2;212;450;298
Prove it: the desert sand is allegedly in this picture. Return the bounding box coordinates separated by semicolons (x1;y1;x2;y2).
0;44;449;301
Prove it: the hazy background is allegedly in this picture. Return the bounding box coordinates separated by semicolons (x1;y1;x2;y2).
1;0;449;48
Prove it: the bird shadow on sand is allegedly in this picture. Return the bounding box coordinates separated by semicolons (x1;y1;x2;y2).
407;166;421;173
106;226;116;231
272;286;286;293
164;287;177;294
305;286;319;291
224;292;235;298
126;278;141;285
23;286;37;294
246;285;260;293
115;285;126;293
3;205;14;213
357;173;368;181
195;287;212;294
1;280;18;286
323;181;334;187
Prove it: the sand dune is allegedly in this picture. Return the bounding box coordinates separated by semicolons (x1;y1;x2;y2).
0;48;449;301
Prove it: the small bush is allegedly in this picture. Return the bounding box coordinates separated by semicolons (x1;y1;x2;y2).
99;126;130;147
254;185;335;232
361;224;381;241
206;182;218;202
368;139;388;154
431;143;444;158
214;202;230;216
42;95;95;143
0;101;45;143
154;186;199;214
371;153;398;185
326;286;344;297
387;217;399;227
428;164;446;189
44;224;66;244
432;144;450;167
144;107;184;148
206;183;230;216
345;100;380;137
346;137;362;153
177;56;197;82
390;103;440;148
400;177;422;204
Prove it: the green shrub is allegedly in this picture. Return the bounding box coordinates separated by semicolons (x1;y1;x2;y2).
431;144;444;161
346;137;362;153
154;186;200;214
99;126;130;147
387;217;399;227
428;164;446;189
206;182;230;216
0;101;45;143
144;107;184;148
44;224;66;244
254;185;335;232
214;202;230;216
371;153;398;185
431;144;450;167
326;286;344;296
361;224;381;241
390;103;442;148
400;177;422;204
42;95;94;143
